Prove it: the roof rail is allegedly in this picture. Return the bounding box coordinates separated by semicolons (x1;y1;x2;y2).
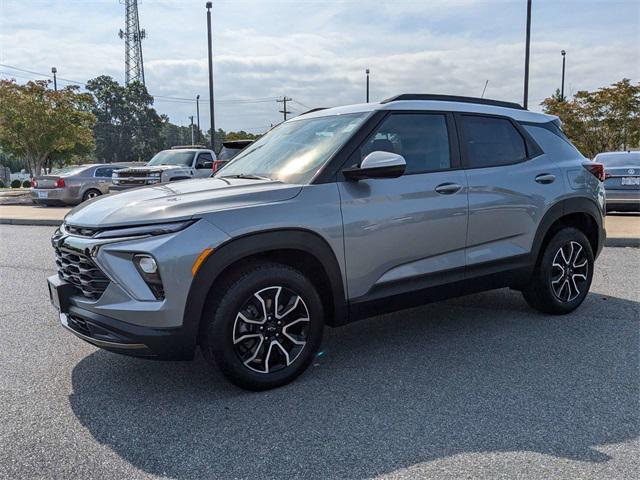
170;145;208;150
300;107;328;115
380;94;525;110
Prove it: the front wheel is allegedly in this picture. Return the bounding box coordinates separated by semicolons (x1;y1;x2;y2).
522;227;594;314
201;262;324;390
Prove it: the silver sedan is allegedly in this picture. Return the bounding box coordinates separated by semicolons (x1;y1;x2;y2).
31;163;143;206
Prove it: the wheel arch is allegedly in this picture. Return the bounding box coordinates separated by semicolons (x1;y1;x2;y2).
532;197;604;265
182;229;348;349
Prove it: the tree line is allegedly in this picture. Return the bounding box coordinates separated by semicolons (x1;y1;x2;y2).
0;76;637;176
0;76;260;175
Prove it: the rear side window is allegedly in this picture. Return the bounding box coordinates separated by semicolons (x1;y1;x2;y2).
523;124;584;159
196;153;214;166
460;116;527;168
354;113;451;174
94;167;114;177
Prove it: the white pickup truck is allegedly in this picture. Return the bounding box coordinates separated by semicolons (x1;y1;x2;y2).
110;146;216;191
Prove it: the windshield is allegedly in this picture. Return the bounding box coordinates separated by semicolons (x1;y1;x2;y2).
147;150;195;166
596;153;640;167
216;113;369;184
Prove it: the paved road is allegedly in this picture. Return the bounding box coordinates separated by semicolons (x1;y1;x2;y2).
1;224;638;480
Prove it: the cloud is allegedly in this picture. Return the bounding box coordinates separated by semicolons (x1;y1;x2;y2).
1;0;638;133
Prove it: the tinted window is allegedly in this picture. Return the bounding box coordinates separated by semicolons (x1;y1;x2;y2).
354;113;451;174
94;167;114;177
461;116;526;168
523;124;584;159
196;153;214;166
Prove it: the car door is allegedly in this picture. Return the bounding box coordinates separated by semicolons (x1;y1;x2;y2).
194;152;214;177
94;167;115;193
457;113;564;271
338;111;469;303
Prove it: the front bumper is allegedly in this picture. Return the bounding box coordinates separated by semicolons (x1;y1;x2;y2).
57;303;193;359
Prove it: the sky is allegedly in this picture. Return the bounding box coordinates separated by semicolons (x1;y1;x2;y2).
1;0;639;133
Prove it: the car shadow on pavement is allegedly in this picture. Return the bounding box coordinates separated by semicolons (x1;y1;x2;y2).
69;289;639;479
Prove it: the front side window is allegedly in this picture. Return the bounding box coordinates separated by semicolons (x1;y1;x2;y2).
351;113;451;174
217;113;368;184
460;116;527;168
147;151;195;167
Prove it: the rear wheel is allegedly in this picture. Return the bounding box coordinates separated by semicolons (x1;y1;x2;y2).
82;189;101;202
522;227;594;314
201;262;324;390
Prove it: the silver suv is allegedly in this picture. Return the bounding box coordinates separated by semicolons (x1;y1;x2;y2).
47;94;606;390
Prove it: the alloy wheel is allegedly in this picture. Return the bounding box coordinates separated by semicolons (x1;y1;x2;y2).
550;241;589;302
232;286;310;374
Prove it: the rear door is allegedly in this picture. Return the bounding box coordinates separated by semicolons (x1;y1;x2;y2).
458;113;564;271
339;111;469;302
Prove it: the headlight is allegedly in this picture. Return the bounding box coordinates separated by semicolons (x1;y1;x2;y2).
133;254;164;299
149;172;161;177
92;220;195;239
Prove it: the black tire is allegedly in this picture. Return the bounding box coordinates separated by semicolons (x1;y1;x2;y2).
522;227;594;314
82;189;101;202
201;262;324;390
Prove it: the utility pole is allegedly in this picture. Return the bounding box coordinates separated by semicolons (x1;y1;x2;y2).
190;116;195;145
277;96;292;121
51;67;57;91
366;68;370;103
523;0;532;109
481;79;489;98
560;50;566;101
196;94;201;142
206;2;216;151
118;0;146;85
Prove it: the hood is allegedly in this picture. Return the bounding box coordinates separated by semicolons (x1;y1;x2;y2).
65;177;302;227
116;165;178;172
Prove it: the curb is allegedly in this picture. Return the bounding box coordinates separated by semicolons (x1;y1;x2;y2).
1;218;639;247
0;218;63;227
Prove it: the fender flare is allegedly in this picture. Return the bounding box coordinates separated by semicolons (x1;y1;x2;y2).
531;197;604;262
181;229;348;348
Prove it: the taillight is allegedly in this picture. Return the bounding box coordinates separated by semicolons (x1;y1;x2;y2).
32;180;38;188
56;178;65;188
583;162;605;182
212;160;224;173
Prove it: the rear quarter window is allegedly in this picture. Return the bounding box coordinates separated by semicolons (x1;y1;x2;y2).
522;123;584;159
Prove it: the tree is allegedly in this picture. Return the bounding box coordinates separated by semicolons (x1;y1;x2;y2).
542;79;640;158
86;76;163;163
0;80;95;175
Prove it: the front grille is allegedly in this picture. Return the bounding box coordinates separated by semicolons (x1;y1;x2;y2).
65;225;99;237
116;170;154;178
117;179;148;185
55;247;110;300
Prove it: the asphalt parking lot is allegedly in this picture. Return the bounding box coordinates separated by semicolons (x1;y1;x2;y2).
1;224;638;479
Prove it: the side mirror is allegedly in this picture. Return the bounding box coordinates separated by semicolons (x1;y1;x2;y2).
343;151;406;181
197;161;214;169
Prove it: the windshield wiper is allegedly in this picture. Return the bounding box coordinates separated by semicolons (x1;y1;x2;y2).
219;174;272;181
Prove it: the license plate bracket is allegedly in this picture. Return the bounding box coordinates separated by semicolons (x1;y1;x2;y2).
37;191;49;199
621;176;640;186
47;275;77;314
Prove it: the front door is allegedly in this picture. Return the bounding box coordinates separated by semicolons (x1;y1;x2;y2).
338;112;469;303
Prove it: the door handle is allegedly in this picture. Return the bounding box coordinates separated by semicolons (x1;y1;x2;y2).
435;182;462;195
535;173;556;184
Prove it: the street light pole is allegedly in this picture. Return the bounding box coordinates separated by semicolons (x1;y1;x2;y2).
366;68;370;103
190;116;195;145
196;94;201;142
561;50;566;101
523;0;532;109
51;67;57;91
206;2;215;151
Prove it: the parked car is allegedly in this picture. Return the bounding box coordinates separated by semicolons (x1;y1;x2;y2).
212;139;254;173
110;146;216;191
31;163;142;206
593;151;640;212
47;94;605;390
